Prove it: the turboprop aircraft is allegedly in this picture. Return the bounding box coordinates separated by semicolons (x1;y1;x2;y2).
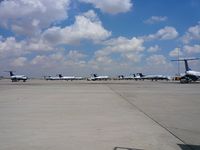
172;58;200;83
6;71;28;82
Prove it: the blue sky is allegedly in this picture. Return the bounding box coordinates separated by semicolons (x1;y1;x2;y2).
0;0;200;77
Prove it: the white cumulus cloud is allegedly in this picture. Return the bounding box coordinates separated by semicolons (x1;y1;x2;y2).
95;36;145;64
79;0;132;14
183;45;200;54
147;45;160;52
144;26;179;41
122;53;143;63
182;23;200;43
0;0;70;36
144;16;168;24
31;50;87;69
67;50;87;61
0;37;26;58
11;57;27;67
169;48;183;57
0;37;54;58
146;54;167;65
102;36;145;54
42;10;111;45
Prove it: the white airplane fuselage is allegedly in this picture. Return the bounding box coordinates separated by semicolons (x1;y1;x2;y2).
47;76;61;80
88;74;109;81
45;74;83;81
95;76;109;80
60;76;75;80
186;70;200;77
11;75;27;82
172;58;200;83
135;73;169;81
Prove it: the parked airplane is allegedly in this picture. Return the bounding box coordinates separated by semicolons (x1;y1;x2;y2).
5;71;28;82
58;74;75;81
45;74;83;81
135;73;170;81
87;74;109;81
123;74;136;80
118;74;139;80
44;75;61;80
172;58;200;83
74;76;84;80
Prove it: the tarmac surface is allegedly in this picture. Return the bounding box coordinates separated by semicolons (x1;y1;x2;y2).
0;79;200;150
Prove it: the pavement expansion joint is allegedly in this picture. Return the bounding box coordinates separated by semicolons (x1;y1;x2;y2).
106;85;193;150
113;147;143;150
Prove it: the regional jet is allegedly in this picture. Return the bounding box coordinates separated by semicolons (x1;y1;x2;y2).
45;74;83;81
172;58;200;83
135;73;170;81
44;75;61;80
123;74;136;80
6;71;28;82
87;74;109;81
118;74;140;80
58;74;75;81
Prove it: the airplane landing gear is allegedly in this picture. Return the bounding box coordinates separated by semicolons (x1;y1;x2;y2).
180;76;192;83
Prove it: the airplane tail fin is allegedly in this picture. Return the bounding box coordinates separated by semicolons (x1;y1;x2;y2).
184;60;191;71
93;74;97;77
9;71;14;76
58;74;63;78
171;58;199;72
137;73;144;77
4;71;15;76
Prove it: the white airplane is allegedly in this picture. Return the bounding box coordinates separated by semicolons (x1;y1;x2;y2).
172;58;200;83
133;73;143;80
135;73;170;81
45;74;83;81
87;74;109;81
44;75;61;80
74;76;84;80
123;74;136;80
6;71;28;82
58;74;75;81
118;74;136;80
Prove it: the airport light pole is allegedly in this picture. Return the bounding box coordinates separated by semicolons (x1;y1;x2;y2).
177;47;180;76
